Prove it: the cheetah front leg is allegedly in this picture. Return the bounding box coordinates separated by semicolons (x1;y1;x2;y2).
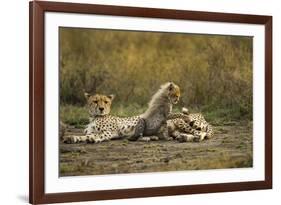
172;130;206;143
205;125;214;139
168;127;198;142
138;122;173;142
176;133;198;142
127;118;145;141
138;135;160;142
63;135;88;144
86;131;114;143
62;123;95;143
157;123;173;141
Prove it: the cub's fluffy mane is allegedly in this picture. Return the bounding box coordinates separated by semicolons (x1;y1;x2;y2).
141;82;175;118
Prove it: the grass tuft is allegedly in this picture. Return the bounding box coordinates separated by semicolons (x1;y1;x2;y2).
60;104;251;128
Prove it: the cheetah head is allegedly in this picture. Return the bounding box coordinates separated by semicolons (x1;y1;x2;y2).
167;82;180;104
84;93;115;117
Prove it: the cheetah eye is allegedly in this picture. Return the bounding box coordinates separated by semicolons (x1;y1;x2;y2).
94;100;98;104
104;101;108;104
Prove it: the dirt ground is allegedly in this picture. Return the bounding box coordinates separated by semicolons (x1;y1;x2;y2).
59;122;252;176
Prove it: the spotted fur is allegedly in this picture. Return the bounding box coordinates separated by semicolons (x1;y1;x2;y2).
166;108;214;142
63;93;140;143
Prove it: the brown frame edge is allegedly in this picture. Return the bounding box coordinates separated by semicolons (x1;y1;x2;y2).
29;1;272;204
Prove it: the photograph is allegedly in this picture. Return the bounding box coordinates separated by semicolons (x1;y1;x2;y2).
59;27;253;176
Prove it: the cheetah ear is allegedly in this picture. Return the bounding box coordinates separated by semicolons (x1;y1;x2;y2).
84;92;91;99
107;94;115;101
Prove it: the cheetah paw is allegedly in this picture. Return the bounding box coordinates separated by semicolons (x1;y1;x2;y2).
176;134;195;142
150;136;159;141
63;136;80;144
194;132;207;142
139;137;151;142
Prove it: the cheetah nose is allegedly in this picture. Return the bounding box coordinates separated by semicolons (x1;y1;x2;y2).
99;107;104;111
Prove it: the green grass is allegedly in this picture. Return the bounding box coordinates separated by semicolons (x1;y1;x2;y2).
60;103;148;127
202;106;252;125
60;104;185;128
60;103;251;128
110;103;147;117
60;105;89;128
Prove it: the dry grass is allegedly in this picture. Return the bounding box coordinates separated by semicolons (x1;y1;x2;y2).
59;28;253;121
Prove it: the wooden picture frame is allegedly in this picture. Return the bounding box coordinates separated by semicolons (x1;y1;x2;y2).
29;1;272;204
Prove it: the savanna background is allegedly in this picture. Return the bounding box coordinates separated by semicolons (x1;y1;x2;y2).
59;27;253;176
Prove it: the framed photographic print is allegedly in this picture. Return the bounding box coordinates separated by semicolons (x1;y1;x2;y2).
29;1;272;204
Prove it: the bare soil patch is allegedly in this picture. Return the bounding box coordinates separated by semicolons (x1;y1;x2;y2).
60;122;252;176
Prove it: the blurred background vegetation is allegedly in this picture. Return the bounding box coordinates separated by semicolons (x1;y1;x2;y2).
59;27;253;127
